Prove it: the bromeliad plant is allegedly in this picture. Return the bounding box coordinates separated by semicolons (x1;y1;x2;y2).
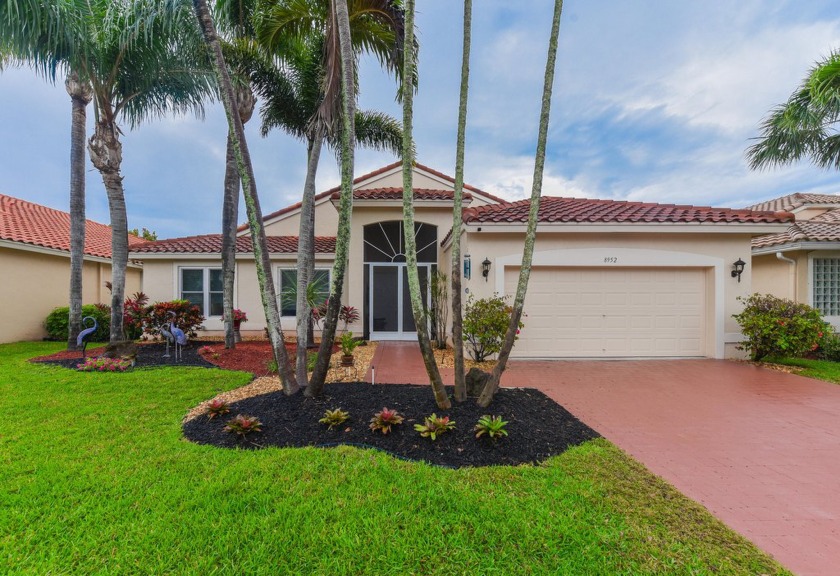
223;414;262;438
414;413;456;440
369;407;404;435
474;415;509;440
319;408;350;430
76;356;133;372
206;399;230;420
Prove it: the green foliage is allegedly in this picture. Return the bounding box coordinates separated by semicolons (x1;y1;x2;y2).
462;294;524;362
76;356;132;372
430;269;449;349
45;304;110;342
223;414;263;438
816;331;840;361
339;332;360;356
414;413;456;440
145;300;205;339
734;294;829;361
266;358;278;374
319;408;350;430
122;292;149;340
206;399;230;420
128;227;158;241
369;407;404;435
307;351;318;372
474;415;509;440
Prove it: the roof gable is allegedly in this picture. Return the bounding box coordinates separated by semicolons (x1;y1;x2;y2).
0;193;144;259
746;192;840;213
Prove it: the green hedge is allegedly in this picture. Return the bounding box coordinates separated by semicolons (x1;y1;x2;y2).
44;305;111;342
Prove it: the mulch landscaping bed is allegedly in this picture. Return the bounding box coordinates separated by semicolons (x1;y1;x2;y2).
183;382;600;468
31;341;216;369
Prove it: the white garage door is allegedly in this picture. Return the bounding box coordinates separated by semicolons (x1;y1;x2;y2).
504;267;707;358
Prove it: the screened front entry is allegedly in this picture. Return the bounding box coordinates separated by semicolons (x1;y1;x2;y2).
364;221;437;340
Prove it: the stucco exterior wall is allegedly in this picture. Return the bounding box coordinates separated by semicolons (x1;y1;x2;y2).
262;198;340;237
752;252;802;302
0;246;141;343
458;231;755;359
793;207;828;221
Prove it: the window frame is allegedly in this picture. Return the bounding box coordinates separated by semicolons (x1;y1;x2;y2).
178;266;223;317
808;252;840;328
276;266;332;318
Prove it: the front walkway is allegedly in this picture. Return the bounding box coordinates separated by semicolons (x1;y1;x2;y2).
366;343;840;576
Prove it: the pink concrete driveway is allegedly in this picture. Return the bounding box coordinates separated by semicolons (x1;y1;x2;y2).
506;359;840;576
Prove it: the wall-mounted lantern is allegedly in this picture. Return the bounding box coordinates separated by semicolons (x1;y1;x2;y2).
482;257;492;281
731;258;746;283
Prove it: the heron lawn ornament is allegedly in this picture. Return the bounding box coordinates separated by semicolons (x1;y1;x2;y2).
77;316;98;357
159;321;174;359
167;311;188;362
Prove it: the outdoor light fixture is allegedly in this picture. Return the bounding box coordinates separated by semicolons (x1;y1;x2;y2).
482;257;492;281
731;258;746;282
464;254;471;280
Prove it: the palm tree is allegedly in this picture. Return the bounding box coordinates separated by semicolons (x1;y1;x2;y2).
450;0;472;402
193;0;300;394
1;2;92;350
255;0;409;392
747;51;840;171
399;0;449;409
478;0;565;408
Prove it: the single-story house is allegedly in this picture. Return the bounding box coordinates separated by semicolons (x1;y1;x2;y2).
132;162;794;359
749;193;840;329
0;194;143;343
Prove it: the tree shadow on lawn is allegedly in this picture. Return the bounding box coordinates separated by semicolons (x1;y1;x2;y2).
183;382;601;468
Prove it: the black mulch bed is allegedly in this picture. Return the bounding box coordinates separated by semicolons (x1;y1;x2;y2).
32;341;216;370
183;382;601;468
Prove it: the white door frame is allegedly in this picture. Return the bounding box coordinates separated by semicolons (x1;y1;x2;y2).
368;263;432;341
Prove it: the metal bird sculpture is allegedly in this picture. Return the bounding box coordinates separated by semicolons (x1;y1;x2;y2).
168;311;188;362
77;316;98;357
159;319;174;359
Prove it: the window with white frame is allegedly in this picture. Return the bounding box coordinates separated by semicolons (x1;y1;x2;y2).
812;258;840;316
278;268;331;316
180;267;223;316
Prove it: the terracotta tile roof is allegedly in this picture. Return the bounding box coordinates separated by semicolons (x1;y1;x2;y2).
746;193;840;212
0;193;144;259
247;161;505;231
752;222;840;249
329;187;473;201
462;196;793;224
810;209;840;223
130;233;336;254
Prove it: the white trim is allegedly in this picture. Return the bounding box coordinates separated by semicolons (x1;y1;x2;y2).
130;251;335;260
753;241;840;255
2;238;142;267
493;247;726;359
368;262;431;341
178;266;224;318
275;265;332;320
466;222;789;234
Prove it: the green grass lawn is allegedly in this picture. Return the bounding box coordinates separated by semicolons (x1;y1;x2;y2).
769;357;840;384
1;342;789;575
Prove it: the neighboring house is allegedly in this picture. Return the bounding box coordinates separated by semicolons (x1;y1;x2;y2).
749;193;840;329
131;162;791;359
0;194;144;343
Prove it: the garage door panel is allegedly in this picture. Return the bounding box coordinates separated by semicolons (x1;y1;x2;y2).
506;267;706;358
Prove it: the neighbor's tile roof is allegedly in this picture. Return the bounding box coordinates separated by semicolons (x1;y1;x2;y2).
330;187;473;201
746;193;840;212
752;221;840;249
462;197;793;224
130;233;336;254
0;193;144;259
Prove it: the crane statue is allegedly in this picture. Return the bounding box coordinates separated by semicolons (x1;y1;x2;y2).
77;316;98;358
167;311;188;362
159;318;174;359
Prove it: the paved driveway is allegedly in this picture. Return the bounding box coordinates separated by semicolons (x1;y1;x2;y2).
505;359;840;576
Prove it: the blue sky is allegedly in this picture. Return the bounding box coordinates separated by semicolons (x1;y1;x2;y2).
1;1;839;239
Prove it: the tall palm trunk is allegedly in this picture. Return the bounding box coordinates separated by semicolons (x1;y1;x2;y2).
306;0;355;397
66;71;92;350
88;120;128;343
295;130;323;386
478;0;564;408
222;82;255;350
193;0;299;395
450;0;472;402
401;0;450;409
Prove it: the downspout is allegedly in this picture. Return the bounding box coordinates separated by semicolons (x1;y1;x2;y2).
776;252;797;301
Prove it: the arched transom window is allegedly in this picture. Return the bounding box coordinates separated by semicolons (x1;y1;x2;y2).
363;221;437;263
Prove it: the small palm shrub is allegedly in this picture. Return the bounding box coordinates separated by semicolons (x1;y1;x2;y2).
369;407;404;435
223;414;262;438
319;408;350;430
474;415;509;440
734;294;829;361
414;413;456;440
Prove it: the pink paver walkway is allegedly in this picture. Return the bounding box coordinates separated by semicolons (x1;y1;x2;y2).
367;343;840;576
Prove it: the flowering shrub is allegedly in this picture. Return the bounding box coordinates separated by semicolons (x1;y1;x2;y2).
463;295;524;362
734;294;829;361
223;414;262;438
76;356;132;372
369;407;404;435
232;309;248;324
414;413;456;440
198;346;214;355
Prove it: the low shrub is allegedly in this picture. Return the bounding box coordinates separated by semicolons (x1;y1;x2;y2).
474;415;509;440
414;413;455;440
144;300;204;339
122;292;149;340
45;304;111;342
223;414;262;438
319;408;350;430
816;331;840;361
734;293;829;361
463;294;524;362
76;356;132;372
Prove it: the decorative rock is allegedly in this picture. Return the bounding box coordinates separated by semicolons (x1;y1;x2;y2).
465;367;491;397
